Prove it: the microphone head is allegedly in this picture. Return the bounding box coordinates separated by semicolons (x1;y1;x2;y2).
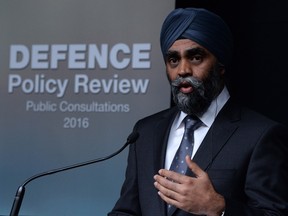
127;131;139;144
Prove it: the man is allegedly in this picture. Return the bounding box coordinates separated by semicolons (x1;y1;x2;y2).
108;7;288;216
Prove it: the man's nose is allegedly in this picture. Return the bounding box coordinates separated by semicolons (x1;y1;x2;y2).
178;60;192;77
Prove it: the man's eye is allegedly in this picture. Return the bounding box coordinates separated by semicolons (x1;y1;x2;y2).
167;57;178;65
169;58;178;63
190;55;202;62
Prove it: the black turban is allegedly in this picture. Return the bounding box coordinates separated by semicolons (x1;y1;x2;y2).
160;8;233;66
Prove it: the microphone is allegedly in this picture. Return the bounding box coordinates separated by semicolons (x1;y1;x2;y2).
9;131;139;216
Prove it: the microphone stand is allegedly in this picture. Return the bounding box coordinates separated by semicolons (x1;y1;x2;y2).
9;132;138;216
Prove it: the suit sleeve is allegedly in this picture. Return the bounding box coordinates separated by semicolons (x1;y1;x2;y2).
224;123;288;216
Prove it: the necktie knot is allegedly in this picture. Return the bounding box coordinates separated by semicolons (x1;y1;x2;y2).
183;115;201;131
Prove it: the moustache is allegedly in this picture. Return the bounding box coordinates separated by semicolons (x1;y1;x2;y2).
171;76;203;88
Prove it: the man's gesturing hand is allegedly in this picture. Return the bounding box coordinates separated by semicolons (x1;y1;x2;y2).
153;156;225;216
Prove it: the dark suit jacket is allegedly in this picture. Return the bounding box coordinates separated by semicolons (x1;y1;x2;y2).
108;99;288;216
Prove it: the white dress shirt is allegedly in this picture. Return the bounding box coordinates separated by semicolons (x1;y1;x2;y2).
165;86;230;170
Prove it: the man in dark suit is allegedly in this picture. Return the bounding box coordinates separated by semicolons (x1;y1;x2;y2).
108;7;288;216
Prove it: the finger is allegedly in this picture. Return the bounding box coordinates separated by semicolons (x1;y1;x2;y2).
154;173;179;191
157;189;180;208
185;156;205;178
153;175;180;206
158;169;186;184
154;171;189;199
153;174;175;196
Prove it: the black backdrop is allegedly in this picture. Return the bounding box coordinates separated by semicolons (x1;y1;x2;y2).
175;0;288;126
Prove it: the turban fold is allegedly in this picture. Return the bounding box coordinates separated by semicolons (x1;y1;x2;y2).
160;8;233;66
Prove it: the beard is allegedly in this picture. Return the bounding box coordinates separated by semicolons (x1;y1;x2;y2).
170;64;224;116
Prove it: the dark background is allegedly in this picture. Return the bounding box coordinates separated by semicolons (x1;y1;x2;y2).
175;0;288;126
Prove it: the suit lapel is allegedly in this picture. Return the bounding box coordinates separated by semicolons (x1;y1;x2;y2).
153;107;179;172
191;98;241;172
152;107;179;216
192;118;238;171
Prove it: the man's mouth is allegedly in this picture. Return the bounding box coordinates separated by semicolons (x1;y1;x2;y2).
178;81;193;94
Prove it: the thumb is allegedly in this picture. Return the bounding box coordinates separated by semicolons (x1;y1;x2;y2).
185;155;205;178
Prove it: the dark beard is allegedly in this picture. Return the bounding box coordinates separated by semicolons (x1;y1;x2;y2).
171;64;224;116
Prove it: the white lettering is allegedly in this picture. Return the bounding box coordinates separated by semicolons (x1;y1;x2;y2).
26;100;57;112
8;74;68;98
88;44;108;69
132;43;151;69
68;44;86;69
110;43;130;69
9;43;151;69
9;45;30;69
8;74;22;91
51;44;68;69
74;74;149;94
31;44;49;69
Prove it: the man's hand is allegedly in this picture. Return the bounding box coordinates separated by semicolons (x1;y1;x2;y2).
154;156;225;216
